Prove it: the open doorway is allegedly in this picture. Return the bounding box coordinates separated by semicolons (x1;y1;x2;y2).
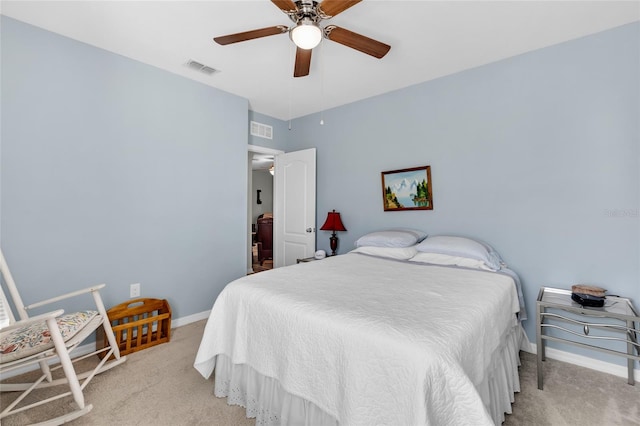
247;145;283;274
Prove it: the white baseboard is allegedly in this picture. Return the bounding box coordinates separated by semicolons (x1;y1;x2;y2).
171;309;211;328
524;342;640;382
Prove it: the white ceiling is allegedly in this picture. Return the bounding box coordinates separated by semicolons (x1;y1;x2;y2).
1;1;638;121
252;153;275;171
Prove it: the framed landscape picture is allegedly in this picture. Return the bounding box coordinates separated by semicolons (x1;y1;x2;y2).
381;165;433;211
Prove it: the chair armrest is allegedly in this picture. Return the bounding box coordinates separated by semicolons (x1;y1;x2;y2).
24;284;106;311
0;309;65;333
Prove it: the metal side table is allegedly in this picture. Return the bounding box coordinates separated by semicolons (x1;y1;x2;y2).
536;287;639;390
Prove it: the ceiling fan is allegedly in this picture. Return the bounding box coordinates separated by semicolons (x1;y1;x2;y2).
213;0;391;78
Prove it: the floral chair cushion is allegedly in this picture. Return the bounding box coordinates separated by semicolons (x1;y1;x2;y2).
0;310;98;363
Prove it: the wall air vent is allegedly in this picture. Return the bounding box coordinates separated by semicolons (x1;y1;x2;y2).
250;121;273;140
185;59;218;75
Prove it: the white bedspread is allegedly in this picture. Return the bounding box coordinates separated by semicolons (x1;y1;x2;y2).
194;253;521;425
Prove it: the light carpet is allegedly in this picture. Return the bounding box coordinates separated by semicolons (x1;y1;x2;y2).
1;320;638;425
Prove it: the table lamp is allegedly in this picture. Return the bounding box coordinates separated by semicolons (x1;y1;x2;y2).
320;210;347;256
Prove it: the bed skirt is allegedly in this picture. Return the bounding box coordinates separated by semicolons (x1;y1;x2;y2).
213;323;526;425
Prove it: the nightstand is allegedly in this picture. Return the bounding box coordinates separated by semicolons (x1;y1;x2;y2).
536;287;639;390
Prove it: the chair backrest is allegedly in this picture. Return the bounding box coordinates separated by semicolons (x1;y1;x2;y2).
0;280;12;329
0;249;28;326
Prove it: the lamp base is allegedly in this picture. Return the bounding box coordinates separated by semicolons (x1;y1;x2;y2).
329;233;338;256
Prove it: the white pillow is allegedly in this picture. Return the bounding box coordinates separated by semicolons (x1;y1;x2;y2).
409;252;492;270
351;245;418;260
355;229;427;248
415;235;502;270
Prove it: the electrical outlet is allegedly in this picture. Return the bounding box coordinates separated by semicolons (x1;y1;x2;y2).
130;283;141;298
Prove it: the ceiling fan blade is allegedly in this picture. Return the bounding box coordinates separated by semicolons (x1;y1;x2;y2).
214;26;288;45
324;25;390;59
318;0;362;18
294;47;312;78
271;0;298;13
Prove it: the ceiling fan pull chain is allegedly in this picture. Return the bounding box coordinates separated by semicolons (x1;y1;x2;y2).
288;44;293;130
320;37;325;126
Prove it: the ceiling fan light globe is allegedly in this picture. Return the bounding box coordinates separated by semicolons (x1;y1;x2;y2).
290;23;322;50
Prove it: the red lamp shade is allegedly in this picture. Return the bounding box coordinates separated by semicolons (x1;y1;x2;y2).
320;210;347;232
320;210;346;256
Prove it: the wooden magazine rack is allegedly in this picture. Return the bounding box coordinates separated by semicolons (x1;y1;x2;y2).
99;298;171;357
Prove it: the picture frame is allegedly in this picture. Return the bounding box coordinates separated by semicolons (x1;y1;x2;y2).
381;165;433;211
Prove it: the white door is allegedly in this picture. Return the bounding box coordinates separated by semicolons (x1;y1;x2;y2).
274;148;316;267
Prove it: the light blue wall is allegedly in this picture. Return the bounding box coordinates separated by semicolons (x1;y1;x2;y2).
248;110;290;150
252;170;274;223
1;17;250;319
286;22;640;358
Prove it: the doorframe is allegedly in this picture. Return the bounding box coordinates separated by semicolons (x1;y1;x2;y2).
247;145;284;274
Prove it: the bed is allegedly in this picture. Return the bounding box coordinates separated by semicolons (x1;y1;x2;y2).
194;232;527;425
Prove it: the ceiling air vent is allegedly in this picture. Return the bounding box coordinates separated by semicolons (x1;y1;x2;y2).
185;59;218;75
250;121;273;140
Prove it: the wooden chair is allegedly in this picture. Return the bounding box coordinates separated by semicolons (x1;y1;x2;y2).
0;249;127;424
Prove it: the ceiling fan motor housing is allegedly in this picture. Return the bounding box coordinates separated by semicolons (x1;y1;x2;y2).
287;2;323;50
288;1;323;24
